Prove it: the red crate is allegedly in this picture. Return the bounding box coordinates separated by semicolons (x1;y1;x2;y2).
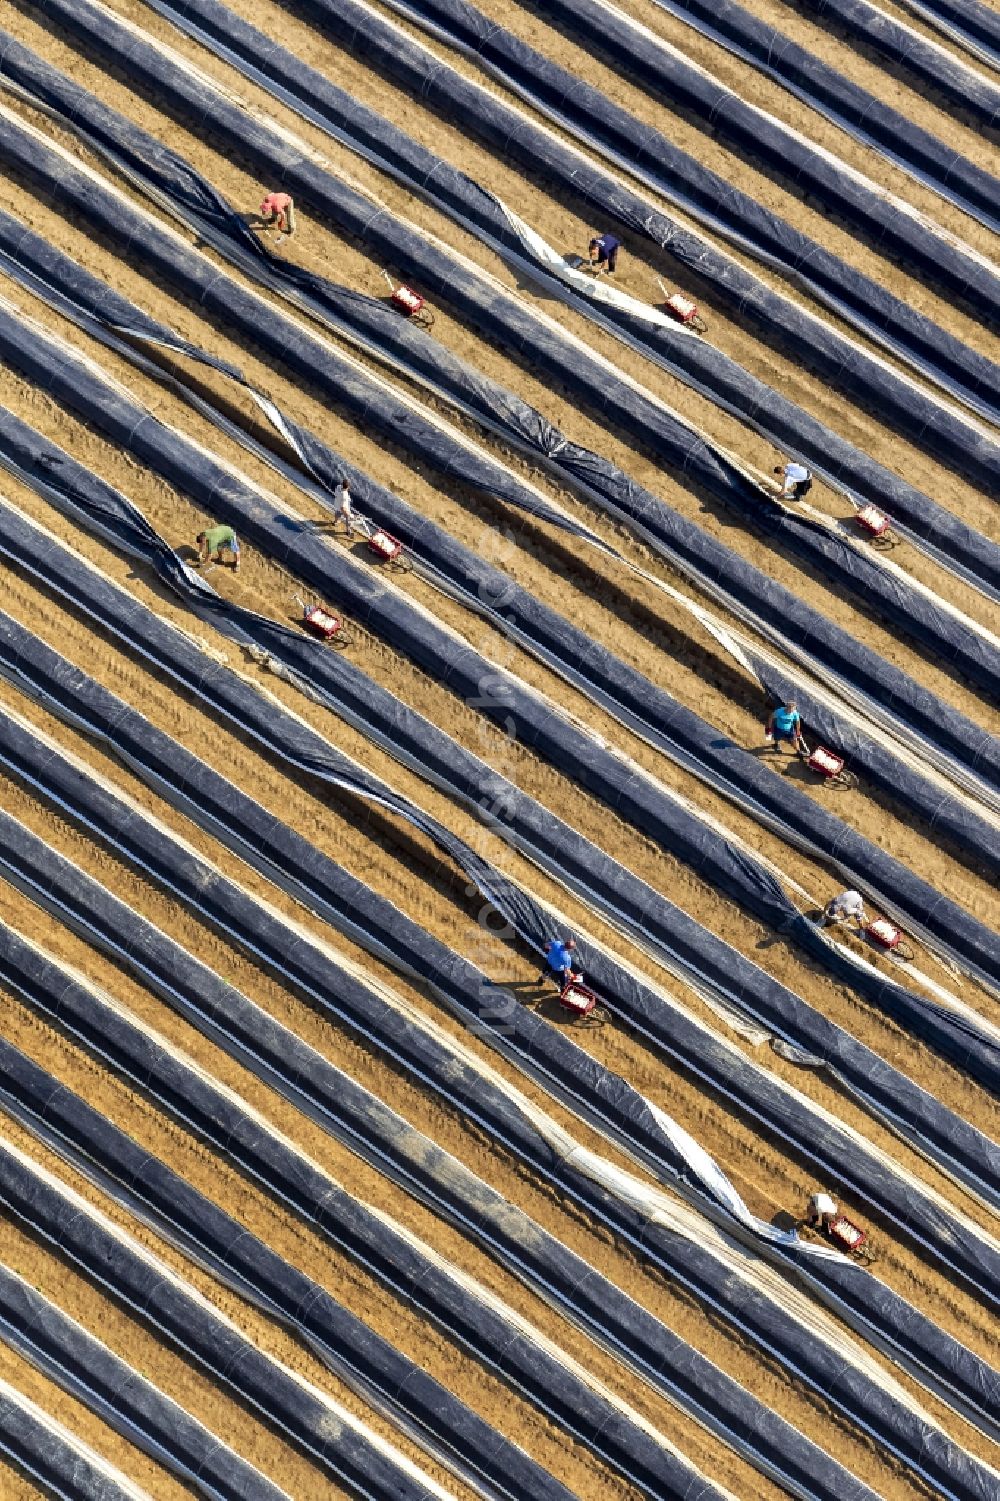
664;292;700;325
827;1215;868;1253
367;528;404;562
866;917;902;951
559;979;598;1019
856;503;891;537
807;745;845;779
391;285;425;317
301;604;341;641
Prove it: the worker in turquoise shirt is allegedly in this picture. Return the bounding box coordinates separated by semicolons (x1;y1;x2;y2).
765;699;804;756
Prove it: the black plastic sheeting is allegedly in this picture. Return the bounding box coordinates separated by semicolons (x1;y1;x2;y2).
6;148;1000;989
27;240;1000;998
795;0;1000;131
0;1054;587;1501
0;1265;289;1501
7;62;1000;854
0;697;990;1501
0;821;902;1501
0;920;777;1501
9;12;1000;588
560;0;1000;232
0;104;990;887
0;1381;146;1501
3;269;999;1089
0;118;994;869
3;29;999;649
3;268;1000;1074
3;431;997;1239
0;1087;568;1501
1;486;998;1445
310;0;1000;353
0;940;739;1501
108;0;1000;544
899;0;1000;69
16;1;1000;724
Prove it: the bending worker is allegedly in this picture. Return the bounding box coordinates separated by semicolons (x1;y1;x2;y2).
539;936;579;990
259;190;296;239
804;1190;839;1232
196;523;241;572
773;461;812;500
822;889;867;929
765;699;804;756
587;232;621;276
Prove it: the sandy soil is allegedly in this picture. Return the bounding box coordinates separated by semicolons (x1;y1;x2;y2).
456;0;1000;290
0;1330;194;1500
1;148;996;934
9;0;999;567
660;0;1000;147
3;350;997;1133
0;0;996;1497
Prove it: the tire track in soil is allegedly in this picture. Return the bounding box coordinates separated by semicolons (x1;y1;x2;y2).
0;6;996;1493
0;854;968;1500
0;1329;189;1500
0;268;994;1112
5;5;998;658
0;585;995;1454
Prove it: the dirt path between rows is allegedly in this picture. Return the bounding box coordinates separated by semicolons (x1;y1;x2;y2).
0;542;996;1470
0;3;996;1496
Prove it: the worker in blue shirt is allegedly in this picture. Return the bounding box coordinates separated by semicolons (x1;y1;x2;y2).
587;233;621;275
765;699;805;756
539;937;579;989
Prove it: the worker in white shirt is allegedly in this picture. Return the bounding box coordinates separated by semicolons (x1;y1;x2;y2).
331;477;355;537
822;889;867;928
805;1191;839;1231
773;461;813;500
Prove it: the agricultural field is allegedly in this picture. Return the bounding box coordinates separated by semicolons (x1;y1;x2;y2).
0;0;996;1497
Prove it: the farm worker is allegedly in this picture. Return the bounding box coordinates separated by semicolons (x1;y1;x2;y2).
259;191;296;237
765;700;803;755
823;889;867;928
196;524;240;571
587;232;621;275
331;477;355;537
773;461;812;500
805;1191;839;1230
539;937;578;989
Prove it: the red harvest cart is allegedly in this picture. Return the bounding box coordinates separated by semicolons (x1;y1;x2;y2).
390;283;435;329
558;977;607;1028
663;290;707;333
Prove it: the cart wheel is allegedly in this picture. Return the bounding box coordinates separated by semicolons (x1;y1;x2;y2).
830;768;859;790
871;532;899;550
330;627;354;650
412;309;435;330
573;1005;609;1029
689;313;708;334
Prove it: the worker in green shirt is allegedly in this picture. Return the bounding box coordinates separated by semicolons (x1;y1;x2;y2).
196;524;241;571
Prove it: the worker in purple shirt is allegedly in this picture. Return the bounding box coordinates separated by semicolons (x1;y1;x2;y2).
587;232;621;275
539;937;579;989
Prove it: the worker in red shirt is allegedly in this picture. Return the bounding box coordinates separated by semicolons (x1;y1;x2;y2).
259;191;296;240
